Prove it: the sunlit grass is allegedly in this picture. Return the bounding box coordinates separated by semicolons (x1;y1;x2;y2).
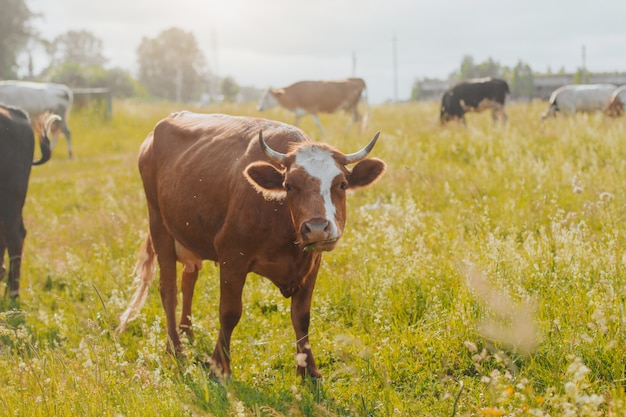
1;99;626;415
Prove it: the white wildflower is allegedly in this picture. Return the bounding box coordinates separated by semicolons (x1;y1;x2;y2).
599;191;614;203
564;381;577;398
572;175;583;194
295;353;308;368
463;340;478;352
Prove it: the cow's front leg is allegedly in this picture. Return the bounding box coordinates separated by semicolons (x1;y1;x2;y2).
291;264;321;379
210;267;246;379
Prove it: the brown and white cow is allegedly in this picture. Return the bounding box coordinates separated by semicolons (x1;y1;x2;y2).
118;112;386;379
0;105;58;298
258;78;368;135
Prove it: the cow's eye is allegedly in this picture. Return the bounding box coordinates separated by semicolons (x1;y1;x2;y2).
339;181;347;190
285;183;293;191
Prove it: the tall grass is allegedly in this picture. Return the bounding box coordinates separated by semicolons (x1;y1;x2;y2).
1;99;626;416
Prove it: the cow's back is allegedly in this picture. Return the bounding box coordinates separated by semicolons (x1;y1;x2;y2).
552;84;615;113
283;79;365;113
0;81;73;119
139;112;309;259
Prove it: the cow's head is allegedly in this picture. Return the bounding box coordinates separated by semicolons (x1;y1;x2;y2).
258;88;281;111
440;91;462;124
606;98;624;118
244;131;386;251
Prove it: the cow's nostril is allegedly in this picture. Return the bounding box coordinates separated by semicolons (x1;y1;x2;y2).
301;220;331;241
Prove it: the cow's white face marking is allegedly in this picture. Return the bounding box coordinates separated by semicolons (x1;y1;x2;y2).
258;89;278;111
295;146;341;239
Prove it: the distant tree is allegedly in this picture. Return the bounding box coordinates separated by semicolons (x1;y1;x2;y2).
46;30;107;69
410;77;444;101
572;67;590;84
410;80;423;101
0;0;36;78
450;55;503;80
45;62;139;97
45;61;88;86
137;27;208;102
237;84;264;103
510;61;534;99
220;76;239;102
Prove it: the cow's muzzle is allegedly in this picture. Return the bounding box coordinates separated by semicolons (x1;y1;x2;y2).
301;219;338;251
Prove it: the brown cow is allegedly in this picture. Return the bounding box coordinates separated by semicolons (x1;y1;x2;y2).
118;112;386;379
258;78;368;135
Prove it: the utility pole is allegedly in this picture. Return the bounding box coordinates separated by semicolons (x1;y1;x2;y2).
175;67;183;102
211;29;220;101
392;33;398;102
352;51;357;77
581;45;587;84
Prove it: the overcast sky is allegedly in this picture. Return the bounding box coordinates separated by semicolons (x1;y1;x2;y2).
25;0;626;104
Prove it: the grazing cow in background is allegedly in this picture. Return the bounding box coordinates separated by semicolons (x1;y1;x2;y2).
118;112;386;379
0;80;74;158
541;84;616;119
606;85;626;117
440;77;510;125
258;78;368;135
0;105;59;298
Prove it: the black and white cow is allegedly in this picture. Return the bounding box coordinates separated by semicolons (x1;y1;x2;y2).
0;80;74;158
0;104;57;298
440;77;510;125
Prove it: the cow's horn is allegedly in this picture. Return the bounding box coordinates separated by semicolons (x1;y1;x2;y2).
259;130;287;163
344;131;380;164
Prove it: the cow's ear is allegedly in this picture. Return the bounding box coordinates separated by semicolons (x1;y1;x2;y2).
347;158;386;189
244;162;287;200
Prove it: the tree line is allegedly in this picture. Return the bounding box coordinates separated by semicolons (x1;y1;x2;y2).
0;0;244;102
410;55;600;101
411;55;535;101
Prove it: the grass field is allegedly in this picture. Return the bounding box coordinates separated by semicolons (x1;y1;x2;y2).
1;99;626;416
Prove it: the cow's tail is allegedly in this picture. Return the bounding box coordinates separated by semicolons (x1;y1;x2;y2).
117;234;157;333
32;113;60;166
361;84;370;131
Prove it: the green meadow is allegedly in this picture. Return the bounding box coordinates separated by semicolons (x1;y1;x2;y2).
1;99;626;416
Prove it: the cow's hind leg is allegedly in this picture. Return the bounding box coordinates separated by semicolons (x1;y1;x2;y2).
180;268;199;339
492;106;507;124
61;122;73;158
0;240;6;281
49;122;72;159
5;220;26;298
148;218;181;354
